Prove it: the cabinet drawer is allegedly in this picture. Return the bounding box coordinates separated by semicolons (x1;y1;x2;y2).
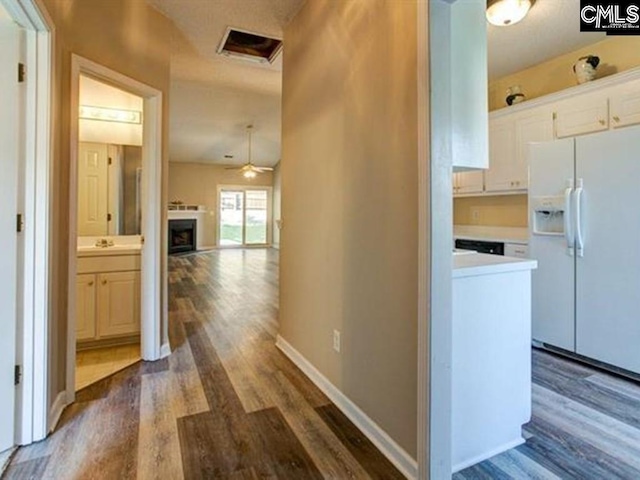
505;243;529;258
555;96;609;138
77;254;140;274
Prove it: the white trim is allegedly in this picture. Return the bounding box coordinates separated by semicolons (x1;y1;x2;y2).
160;342;171;359
67;55;165;404
452;438;525;474
2;0;54;446
275;335;418;480
47;391;66;433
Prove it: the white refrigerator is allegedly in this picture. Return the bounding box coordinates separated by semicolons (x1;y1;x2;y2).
529;125;640;374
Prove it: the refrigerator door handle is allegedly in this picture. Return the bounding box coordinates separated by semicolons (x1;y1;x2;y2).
564;184;574;256
574;179;585;257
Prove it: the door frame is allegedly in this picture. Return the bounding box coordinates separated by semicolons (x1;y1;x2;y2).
66;55;165;404
1;0;53;445
216;185;273;248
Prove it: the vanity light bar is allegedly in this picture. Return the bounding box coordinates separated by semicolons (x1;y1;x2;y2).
79;105;142;124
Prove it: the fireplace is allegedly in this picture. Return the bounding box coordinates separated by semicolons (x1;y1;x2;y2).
168;219;197;254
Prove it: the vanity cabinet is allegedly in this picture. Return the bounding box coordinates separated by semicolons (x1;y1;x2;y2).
76;252;141;347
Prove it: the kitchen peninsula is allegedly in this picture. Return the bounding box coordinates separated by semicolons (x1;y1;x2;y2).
452;251;537;472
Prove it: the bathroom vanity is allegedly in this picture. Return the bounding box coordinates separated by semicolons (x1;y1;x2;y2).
76;239;142;349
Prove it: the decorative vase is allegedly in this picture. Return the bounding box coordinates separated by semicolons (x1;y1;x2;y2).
573;56;600;84
506;85;525;106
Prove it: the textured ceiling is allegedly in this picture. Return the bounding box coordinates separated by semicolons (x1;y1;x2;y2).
488;0;606;80
150;0;607;166
147;0;306;166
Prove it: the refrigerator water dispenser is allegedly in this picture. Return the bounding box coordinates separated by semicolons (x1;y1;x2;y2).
531;196;565;235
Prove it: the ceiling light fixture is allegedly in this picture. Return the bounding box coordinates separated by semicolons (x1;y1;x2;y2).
486;0;535;27
79;105;142;124
226;125;274;178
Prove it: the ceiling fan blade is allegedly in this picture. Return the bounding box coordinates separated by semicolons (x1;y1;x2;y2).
225;166;241;170
254;167;274;172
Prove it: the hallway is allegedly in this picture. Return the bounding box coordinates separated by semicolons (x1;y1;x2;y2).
3;249;402;479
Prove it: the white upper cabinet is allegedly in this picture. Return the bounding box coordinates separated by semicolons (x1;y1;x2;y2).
514;107;554;187
610;79;640;128
431;0;488;171
554;93;609;138
454;171;484;195
485;117;516;192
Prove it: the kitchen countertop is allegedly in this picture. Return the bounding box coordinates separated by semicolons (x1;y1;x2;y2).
77;244;142;257
453;251;537;278
454;225;529;244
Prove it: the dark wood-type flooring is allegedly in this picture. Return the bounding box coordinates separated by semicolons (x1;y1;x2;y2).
5;248;640;479
3;248;402;479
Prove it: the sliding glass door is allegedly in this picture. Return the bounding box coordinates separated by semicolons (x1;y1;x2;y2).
218;187;271;247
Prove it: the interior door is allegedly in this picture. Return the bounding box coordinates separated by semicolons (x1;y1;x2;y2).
78;142;109;236
575;126;640;374
0;11;22;452
529;138;576;351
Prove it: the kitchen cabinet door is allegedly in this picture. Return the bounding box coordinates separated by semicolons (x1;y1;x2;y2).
610;80;640;129
485;117;517;192
97;271;141;338
514;108;554;189
454;171;484;195
555;94;609;138
76;274;97;341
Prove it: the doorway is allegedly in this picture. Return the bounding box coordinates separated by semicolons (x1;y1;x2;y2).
218;186;272;247
73;74;145;390
67;56;165;405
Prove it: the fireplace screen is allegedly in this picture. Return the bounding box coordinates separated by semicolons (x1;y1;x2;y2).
168;219;197;254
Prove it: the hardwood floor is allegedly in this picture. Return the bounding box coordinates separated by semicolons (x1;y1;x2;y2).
6;248;640;479
455;348;640;479
4;248;403;480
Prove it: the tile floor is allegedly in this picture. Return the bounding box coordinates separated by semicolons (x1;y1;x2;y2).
75;344;141;391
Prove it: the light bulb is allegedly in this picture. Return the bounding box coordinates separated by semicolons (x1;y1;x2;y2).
486;0;533;27
243;170;257;179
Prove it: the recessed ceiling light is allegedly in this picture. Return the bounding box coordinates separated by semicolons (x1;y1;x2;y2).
217;27;283;64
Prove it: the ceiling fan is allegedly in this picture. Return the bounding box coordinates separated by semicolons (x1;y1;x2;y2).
225;125;274;179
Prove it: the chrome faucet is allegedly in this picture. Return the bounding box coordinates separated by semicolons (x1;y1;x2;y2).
94;238;114;248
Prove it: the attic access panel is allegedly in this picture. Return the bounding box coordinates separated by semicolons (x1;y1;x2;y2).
217;27;283;64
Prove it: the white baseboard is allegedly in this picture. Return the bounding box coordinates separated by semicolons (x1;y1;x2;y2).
275;335;418;480
48;391;67;433
160;342;172;359
452;437;525;473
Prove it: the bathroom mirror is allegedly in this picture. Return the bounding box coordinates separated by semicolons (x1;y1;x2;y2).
77;142;142;236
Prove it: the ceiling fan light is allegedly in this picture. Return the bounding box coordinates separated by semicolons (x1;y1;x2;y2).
243;169;257;179
486;0;533;27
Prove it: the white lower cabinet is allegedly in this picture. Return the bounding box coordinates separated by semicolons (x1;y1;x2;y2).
76;253;141;345
76;274;97;341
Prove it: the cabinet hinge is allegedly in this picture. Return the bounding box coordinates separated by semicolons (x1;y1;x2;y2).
14;365;22;386
18;63;25;83
107;213;112;222
17;213;24;233
552;112;557;120
108;157;112;165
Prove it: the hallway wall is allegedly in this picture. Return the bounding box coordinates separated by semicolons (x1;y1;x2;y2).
39;0;173;412
280;0;419;458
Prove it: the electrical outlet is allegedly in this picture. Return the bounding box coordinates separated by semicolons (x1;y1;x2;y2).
471;208;480;221
333;330;341;353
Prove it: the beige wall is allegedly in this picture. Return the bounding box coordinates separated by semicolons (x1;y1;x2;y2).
40;0;173;407
454;194;528;227
281;0;418;457
168;162;273;247
489;37;640;111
